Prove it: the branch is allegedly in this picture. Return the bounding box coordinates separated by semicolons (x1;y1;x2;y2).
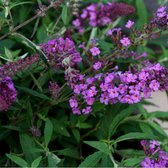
0;0;64;41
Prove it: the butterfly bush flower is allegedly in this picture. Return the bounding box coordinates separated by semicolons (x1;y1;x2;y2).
140;140;168;167
93;61;102;70
73;2;135;31
149;80;160;91
120;37;131;47
69;62;168;114
0;54;39;78
72;19;81;27
48;81;60;99
125;20;134;28
41;37;83;88
90;47;100;56
69;97;78;108
41;37;82;68
0;76;17;111
154;6;168;29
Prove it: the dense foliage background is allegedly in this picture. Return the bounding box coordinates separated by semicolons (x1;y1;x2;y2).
0;0;168;167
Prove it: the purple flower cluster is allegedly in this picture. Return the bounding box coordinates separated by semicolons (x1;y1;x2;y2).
120;37;131;47
69;63;168;115
140;140;168;168
154;6;168;29
0;54;39;78
40;37;82;68
40;37;83;88
106;27;132;48
90;47;100;56
125;20;134;29
0;76;17;111
72;2;135;32
48;81;60;99
30;126;41;138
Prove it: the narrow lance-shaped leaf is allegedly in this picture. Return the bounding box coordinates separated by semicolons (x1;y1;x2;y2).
84;141;110;154
44;118;53;146
19;133;40;164
108;106;134;138
136;0;148;28
78;151;103;167
113;132;157;145
17;86;50;100
6;154;29;167
48;153;61;167
61;5;70;25
11;32;49;66
31;156;42;168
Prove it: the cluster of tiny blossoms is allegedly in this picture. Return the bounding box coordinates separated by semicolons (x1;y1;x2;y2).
0;37;83;111
69;63;168;115
0;55;39;112
0;55;39;111
106;6;168;50
0;54;39;78
48;81;60;99
0;76;17;111
40;37;82;69
72;2;135;32
40;37;84;89
140;140;168;168
154;6;168;29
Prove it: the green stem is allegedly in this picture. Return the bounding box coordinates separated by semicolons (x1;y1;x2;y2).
109;153;118;168
0;0;64;41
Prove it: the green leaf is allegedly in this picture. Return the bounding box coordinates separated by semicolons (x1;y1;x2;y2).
48;153;61;167
29;72;43;92
17;86;50;100
114;132;156;144
1;125;21;131
148;111;168;119
117;149;144;158
57;148;79;159
61;5;70;25
139;122;154;136
108;106;134;138
4;47;13;60
30;18;40;38
6;154;28;167
99;153;113;167
72;128;80;142
11;33;49;66
78;151;103;167
44;118;53;146
52;119;70;137
20;133;40;164
84;141;110;154
86;27;97;49
149;122;167;137
97;39;113;53
136;0;148;28
78;123;92;129
123;157;144;167
10;2;33;9
31;156;42;168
